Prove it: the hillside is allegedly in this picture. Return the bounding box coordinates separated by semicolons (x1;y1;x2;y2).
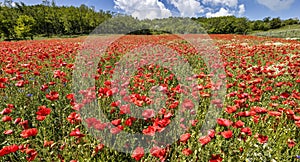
251;24;300;39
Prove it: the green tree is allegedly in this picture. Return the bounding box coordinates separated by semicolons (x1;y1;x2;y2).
233;17;249;34
14;15;36;39
0;6;17;39
270;17;282;29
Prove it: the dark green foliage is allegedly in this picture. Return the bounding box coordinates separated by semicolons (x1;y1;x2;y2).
127;29;172;35
0;2;112;39
193;16;299;34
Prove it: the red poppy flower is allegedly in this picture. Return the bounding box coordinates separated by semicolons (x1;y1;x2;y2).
182;99;195;110
268;111;281;117
36;106;51;116
0;77;8;83
36;115;46;121
252;115;260;123
238;111;256;117
199;136;211;146
0;83;6;88
275;82;284;87
36;106;51;121
255;134;268;144
3;130;13;135
40;84;49;91
190;119;198;126
111;119;121;126
25;148;38;161
210;154;223;162
0;144;19;156
182;148;193;156
66;93;75;100
48;81;56;85
119;104;131;115
221;130;233;139
270;96;279;100
111;100;121;107
93;122;107;130
241;127;252;136
19;120;29;129
53;70;66;78
14;118;21;125
110;126;123;134
142;126;156;136
67;112;81;124
20;128;38;138
0;108;12;115
208;129;216;138
131;147;144;161
251;106;267;114
7;104;14;109
15;80;25;87
292;115;300;121
2;116;12;122
69;128;85;138
217;118;233;127
180;133;191;143
46;91;59;101
164;112;173;119
133;100;144;107
85;118;98;128
150;146;166;160
285;109;294;115
94;143;105;155
142;109;155;119
288;139;296;148
155;118;171;128
225;105;237;114
280;92;290;99
234;120;244;128
125;117;135;126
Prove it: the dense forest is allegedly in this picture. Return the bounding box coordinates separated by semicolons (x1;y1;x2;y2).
0;1;112;39
0;0;299;39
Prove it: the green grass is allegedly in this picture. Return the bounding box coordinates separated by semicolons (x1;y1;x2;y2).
251;24;300;39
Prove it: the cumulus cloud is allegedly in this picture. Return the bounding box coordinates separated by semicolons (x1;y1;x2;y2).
238;4;245;16
206;7;233;17
168;0;204;17
11;2;16;7
256;0;295;11
202;0;238;8
114;0;246;19
114;0;172;19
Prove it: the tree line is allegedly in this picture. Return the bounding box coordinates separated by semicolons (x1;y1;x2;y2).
0;1;299;40
0;1;112;40
193;16;299;34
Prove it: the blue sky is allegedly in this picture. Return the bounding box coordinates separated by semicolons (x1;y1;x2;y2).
3;0;300;20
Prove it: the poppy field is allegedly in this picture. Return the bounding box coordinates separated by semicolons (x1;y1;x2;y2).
1;34;300;161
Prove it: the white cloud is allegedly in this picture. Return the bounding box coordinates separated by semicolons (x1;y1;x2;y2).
238;4;245;16
206;7;233;17
256;0;295;11
114;0;172;19
202;0;238;8
11;2;16;7
168;0;204;17
114;0;246;19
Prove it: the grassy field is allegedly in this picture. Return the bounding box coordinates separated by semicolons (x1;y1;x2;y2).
251;24;300;39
